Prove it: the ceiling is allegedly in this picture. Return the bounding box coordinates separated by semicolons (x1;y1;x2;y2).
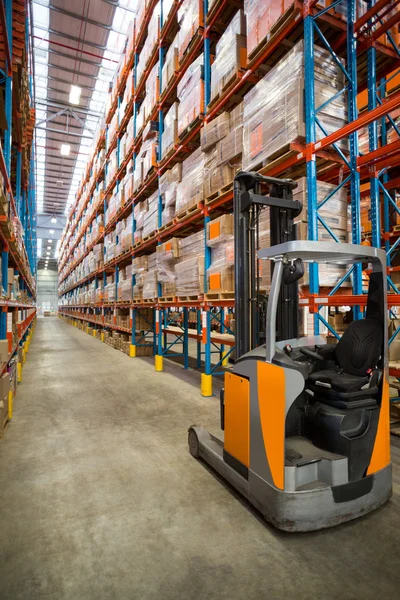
32;0;138;266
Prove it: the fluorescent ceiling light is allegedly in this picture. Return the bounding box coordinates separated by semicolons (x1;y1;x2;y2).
51;217;57;223
49;229;54;234
61;144;70;157
69;85;81;105
48;239;52;243
47;246;51;250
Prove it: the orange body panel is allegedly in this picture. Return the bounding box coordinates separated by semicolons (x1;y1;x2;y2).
367;376;391;475
224;373;250;467
257;362;286;490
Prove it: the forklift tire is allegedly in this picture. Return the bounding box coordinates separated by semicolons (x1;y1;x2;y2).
188;427;200;458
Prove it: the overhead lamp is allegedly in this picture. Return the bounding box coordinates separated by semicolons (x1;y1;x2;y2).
48;239;52;243
49;229;54;234
60;144;70;157
51;217;57;224
69;85;81;105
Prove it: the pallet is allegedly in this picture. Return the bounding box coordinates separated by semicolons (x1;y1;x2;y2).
176;295;200;302
204;291;235;301
159;144;176;167
205;182;233;205
179;28;204;68
141;231;157;243
158;220;174;234
207;68;250;113
390;419;400;437
178;115;203;145
176;203;202;222
393;224;400;232
142;298;156;304
158;296;177;304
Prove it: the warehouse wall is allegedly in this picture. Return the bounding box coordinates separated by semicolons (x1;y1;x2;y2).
37;268;58;313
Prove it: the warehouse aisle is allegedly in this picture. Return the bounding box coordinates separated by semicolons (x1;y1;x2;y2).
0;317;400;600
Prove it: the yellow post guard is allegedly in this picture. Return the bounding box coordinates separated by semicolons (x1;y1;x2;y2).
201;373;213;397
155;355;164;371
130;344;137;357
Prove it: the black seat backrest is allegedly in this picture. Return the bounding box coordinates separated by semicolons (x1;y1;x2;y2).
334;318;383;377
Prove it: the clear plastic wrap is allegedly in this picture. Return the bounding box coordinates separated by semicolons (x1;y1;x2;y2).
118;279;133;301
162;102;179;159
119;213;134;251
143;61;160;119
175;147;204;213
134;199;148;243
175;231;204;296
140;137;158;180
156;238;180;295
161;33;179;94
206;215;234;292
136;2;160;84
178;0;204;61
177;53;204;137
201;112;230;151
160;163;181;224
142;190;159;238
133;157;143;192
243;40;347;171
210;10;247;102
244;0;291;57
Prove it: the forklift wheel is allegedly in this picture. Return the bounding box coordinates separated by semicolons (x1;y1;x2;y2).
188;427;200;458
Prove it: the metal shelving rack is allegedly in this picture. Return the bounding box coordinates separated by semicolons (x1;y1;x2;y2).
58;0;400;394
0;0;37;423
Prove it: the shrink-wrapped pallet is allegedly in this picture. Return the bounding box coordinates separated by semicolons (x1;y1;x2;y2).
206;215;234;293
142;191;159;238
177;53;204;137
178;0;204;61
134;199;148;243
175;147;204;214
244;0;291;58
136;2;160;83
242;40;348;171
210;10;247;103
175;231;204;296
161;33;179;95
143;61;160;119
162;102;179;159
293;177;348;233
160;163;181;224
156;238;180;296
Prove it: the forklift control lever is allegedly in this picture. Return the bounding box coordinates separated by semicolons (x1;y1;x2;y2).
300;347;324;362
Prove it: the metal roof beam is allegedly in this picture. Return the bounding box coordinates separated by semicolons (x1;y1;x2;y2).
35;61;100;81
35;99;103;118
34;24;110;52
44;75;96;92
35;46;115;70
33;1;126;35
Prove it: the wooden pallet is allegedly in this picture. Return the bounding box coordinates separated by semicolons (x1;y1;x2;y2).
390;419;400;437
204;291;235;301
158;296;177;304
179;28;204;68
176;295;200;302
158;220;174;234
176;203;202;222
141;231;157;243
178;115;203;145
205;183;233;205
142;298;156;304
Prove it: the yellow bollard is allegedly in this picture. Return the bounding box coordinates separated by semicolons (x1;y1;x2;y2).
129;344;136;357
22;344;26;364
101;333;105;342
93;330;97;338
155;355;163;371
8;389;13;420
221;350;229;367
17;362;22;383
201;373;213;397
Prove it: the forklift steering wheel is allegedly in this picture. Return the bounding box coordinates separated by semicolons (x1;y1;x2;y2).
299;347;324;362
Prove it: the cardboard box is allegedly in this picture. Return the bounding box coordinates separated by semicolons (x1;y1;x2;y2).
0;340;8;363
0;372;10;400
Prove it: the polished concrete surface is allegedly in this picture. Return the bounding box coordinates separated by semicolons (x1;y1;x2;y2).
0;317;399;600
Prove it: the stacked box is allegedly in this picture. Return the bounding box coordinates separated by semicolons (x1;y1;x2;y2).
104;232;116;262
293;177;348;234
178;0;204;61
119;213;134;251
175;231;204;296
206;215;235;293
143;253;158;299
161;33;179;94
242;40;348;171
176;147;204;214
136;3;160;84
95;280;104;303
177;53;204;137
160;163;182;225
202;105;243;198
162;103;179;159
156;238;180;296
133;157;143;193
140;138;157;180
210;10;247;103
134;199;148;244
117;265;133;301
132;255;149;299
244;0;292;57
142;191;159;238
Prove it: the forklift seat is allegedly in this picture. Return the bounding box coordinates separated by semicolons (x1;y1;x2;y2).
307;318;383;406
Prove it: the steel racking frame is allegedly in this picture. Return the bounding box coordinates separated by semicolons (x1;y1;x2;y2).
0;0;37;422
58;0;400;393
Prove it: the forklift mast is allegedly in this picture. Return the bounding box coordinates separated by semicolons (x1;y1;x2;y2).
233;171;302;359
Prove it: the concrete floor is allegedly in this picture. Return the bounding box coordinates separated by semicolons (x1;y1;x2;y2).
0;317;399;600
